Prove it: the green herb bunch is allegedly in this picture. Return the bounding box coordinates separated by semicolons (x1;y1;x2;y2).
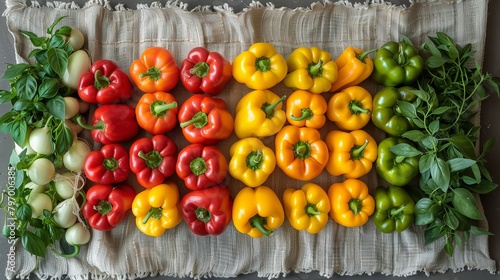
392;33;499;256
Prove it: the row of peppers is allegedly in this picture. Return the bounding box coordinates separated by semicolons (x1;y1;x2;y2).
70;39;424;238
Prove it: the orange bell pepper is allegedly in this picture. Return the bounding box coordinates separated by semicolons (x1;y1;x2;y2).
286;90;327;129
330;47;376;92
274;125;328;181
327;86;372;131
328;178;374;227
130;47;180;93
135;91;178;135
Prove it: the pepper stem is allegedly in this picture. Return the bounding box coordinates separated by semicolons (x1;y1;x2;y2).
138;150;162;169
250;215;273;236
190;62;210;78
151;101;177;117
103;157;118;171
94;70;110;90
180;111;208;128
190;157;207;176
396;44;408;67
356;49;377;63
142;207;163;224
349;100;371;115
195;207;212;223
51;244;80;259
246;150;263;171
305;203;321;216
394;155;406;164
293;141;311;160
308;60;323;78
389;204;407;220
262;95;286;119
349;198;362;216
139;67;162;81
75;115;105;131
255;57;271;72
290;108;313;121
94;200;112;215
350;140;369;160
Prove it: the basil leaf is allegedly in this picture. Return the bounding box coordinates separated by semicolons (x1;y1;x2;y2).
15;203;32;221
0;90;16;104
397;100;417;119
430;158;450;192
469;225;493;236
451;188;483;220
55;25;72;36
2;63;30;80
38;78;60;99
447;158;476;172
401;130;427;142
389;143;422;157
55;125;73;155
444;210;459;230
428;119;440;135
426;55;447;68
419;153;435;173
448;134;476;159
48;34;66;48
15;74;38;100
424;222;445;245
20;30;45;47
47;47;68;77
465;180;498;194
21;231;46;258
414;198;437;225
46;95;66;120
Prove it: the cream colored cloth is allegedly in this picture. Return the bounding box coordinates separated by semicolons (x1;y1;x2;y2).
3;0;496;279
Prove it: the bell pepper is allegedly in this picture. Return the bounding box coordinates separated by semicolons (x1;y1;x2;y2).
371;40;424;87
129;46;180;93
129;135;178;189
82;184;136;231
83;143;130;184
274;125;329;181
131;182;182;237
180;185;233;236
180;47;232;95
373;185;415;233
228;137;276;188
376;137;420;186
77;59;134;104
283;183;330;234
232;42;287;90
178;94;234;145
371;86;417;136
76;104;139;144
328;178;375;227
176;143;228;191
135;91;178;135
234;89;286;139
327;86;372;131
232;185;285;238
330;47;376;92
285;90;327;129
325;130;378;179
283;46;338;94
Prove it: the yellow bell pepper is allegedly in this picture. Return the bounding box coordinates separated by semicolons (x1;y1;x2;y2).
275;125;329;181
131;182;182;237
229;137;276;187
283;46;338;94
328;178;375;227
283;183;330;234
327;85;373;131
232;186;285;238
330;46;376;92
234;89;287;139
325;130;378;179
286;90;327;129
232;42;287;89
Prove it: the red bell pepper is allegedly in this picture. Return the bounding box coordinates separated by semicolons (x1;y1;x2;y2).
180;185;233;236
77;59;134;104
77;104;139;144
82;184;136;231
178;94;233;144
84;143;130;184
180;47;232;95
176;143;228;190
129;135;178;189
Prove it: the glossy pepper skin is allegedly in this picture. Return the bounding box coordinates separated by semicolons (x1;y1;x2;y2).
180;185;233;236
283;183;330;234
178;94;234;145
229;137;276;187
78;59;134;104
286;90;327;129
82;184;136;231
283;46;338;94
232;186;285;238
373;185;415;233
176;143;228;191
330;47;376;92
376;137;420;186
325;130;377;179
327;86;373;131
234;89;286;139
275;125;329;181
371;40;424;87
328;178;375;227
232;42;287;90
84;143;130;184
135;92;178;135
131;182;182;237
129;135;178;189
77;104;139;144
371;86;417;136
130;46;180;93
180;47;232;95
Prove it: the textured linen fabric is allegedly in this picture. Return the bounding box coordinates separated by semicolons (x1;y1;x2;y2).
3;0;496;279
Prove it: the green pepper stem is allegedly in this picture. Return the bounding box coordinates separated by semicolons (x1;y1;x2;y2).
195;207;212;223
138;150;162;169
349;100;371;115
293;141;311;160
51;244;80;258
290;108;313;121
190;62;210;78
308;60;323;78
349;198;362;216
246;150;263;171
305;203;321;216
103;157;118;171
180;111;208;128
394;155;406;164
350;140;369;160
262;95;286;119
389;204;407;219
255;57;271;72
139;67;162;81
142;207;163;224
356;49;377;63
94;200;112;215
250;215;273;236
94;70;110;90
151;101;177;117
396;44;408;67
190;157;207;176
75;115;105;131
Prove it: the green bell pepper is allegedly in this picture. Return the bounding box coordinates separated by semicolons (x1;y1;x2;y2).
373;185;415;233
376;137;419;186
371;41;424;87
371;86;417;136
